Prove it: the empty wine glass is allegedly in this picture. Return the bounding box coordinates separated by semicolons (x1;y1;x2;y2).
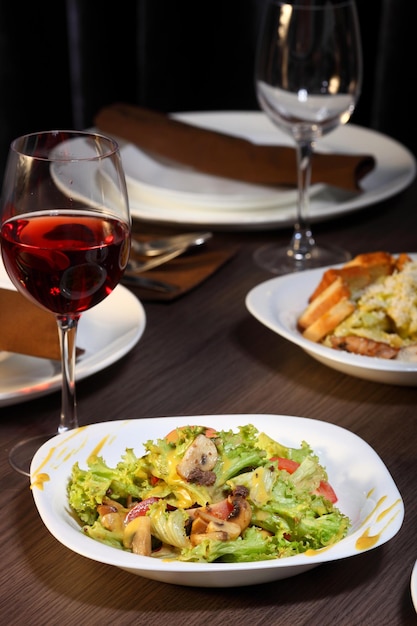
253;0;362;274
1;131;131;475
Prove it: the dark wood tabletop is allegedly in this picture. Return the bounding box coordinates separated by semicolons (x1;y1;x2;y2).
1;173;417;626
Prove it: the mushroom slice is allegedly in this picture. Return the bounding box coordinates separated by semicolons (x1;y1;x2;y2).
227;495;252;532
123;515;152;556
205;519;241;540
191;531;229;546
191;516;208;535
101;511;124;534
190;521;241;546
192;510;241;542
177;434;218;481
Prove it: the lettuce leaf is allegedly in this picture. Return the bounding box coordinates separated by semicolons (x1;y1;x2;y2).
67;423;351;562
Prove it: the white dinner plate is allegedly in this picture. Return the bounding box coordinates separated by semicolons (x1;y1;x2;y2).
411;559;417;612
30;414;404;588
123;111;416;230
121;142;313;212
0;261;146;407
245;254;417;386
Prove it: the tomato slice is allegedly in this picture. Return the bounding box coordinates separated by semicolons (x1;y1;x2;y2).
271;457;338;503
188;497;234;521
125;497;160;524
208;498;234;520
271;457;300;474
314;480;338;503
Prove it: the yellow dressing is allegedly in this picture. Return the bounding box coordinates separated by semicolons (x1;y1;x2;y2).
356;526;379;550
377;498;400;522
248;467;272;505
305;544;333;556
87;435;111;463
32;446;56;475
146;446;200;508
355;497;402;551
30;472;50;490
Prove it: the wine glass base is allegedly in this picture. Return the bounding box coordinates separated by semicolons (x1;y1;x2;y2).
9;433;55;477
253;243;351;275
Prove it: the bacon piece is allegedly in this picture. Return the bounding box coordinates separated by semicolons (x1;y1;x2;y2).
328;335;399;359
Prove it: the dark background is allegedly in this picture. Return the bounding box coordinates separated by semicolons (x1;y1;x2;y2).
0;0;413;177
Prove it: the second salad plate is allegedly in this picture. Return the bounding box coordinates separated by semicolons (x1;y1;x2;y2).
246;256;417;386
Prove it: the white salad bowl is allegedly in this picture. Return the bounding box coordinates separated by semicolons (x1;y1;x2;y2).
246;254;417;386
30;414;404;588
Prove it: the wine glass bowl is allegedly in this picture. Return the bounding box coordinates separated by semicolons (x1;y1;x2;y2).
254;0;363;274
1;212;129;316
0;130;131;475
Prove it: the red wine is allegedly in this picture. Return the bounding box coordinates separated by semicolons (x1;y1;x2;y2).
1;211;130;316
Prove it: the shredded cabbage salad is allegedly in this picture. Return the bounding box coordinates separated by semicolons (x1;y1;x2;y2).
68;424;350;563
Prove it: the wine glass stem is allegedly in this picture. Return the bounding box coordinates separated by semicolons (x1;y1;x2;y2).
56;316;79;434
289;140;316;261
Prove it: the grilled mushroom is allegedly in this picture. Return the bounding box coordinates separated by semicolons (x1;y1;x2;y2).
123;515;152;556
177;434;218;482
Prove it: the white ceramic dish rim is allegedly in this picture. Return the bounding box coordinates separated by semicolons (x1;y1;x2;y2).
30;414;404;585
411;558;417;612
245;254;417;383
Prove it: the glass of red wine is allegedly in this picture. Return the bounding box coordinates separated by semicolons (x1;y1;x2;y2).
0;131;131;476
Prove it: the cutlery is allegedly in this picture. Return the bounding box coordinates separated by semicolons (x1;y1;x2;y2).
126;246;189;273
121;274;179;293
131;231;212;256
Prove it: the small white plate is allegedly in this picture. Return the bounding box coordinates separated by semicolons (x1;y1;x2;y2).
411;559;417;612
123;112;416;230
30;414;404;588
0;261;146;407
246;255;417;386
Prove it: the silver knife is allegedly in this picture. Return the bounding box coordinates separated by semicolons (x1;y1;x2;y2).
121;274;179;293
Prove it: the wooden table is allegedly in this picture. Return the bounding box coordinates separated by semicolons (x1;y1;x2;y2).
1;176;417;625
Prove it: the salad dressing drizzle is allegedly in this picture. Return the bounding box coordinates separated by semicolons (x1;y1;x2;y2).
87;435;111;463
356;515;395;550
377;498;401;522
305;544;333;556
355;497;402;550
362;495;387;526
30;472;50;490
30;429;89;489
30;446;57;489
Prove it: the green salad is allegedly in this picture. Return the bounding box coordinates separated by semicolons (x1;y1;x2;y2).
68;424;350;563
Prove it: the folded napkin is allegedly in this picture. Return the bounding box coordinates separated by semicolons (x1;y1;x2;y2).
0;288;61;360
95;103;376;192
127;228;238;301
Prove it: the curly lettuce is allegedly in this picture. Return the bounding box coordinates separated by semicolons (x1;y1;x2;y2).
67;424;351;562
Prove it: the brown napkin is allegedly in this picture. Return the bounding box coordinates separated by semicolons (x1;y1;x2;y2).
0;288;61;360
126;230;238;301
95;103;376;192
